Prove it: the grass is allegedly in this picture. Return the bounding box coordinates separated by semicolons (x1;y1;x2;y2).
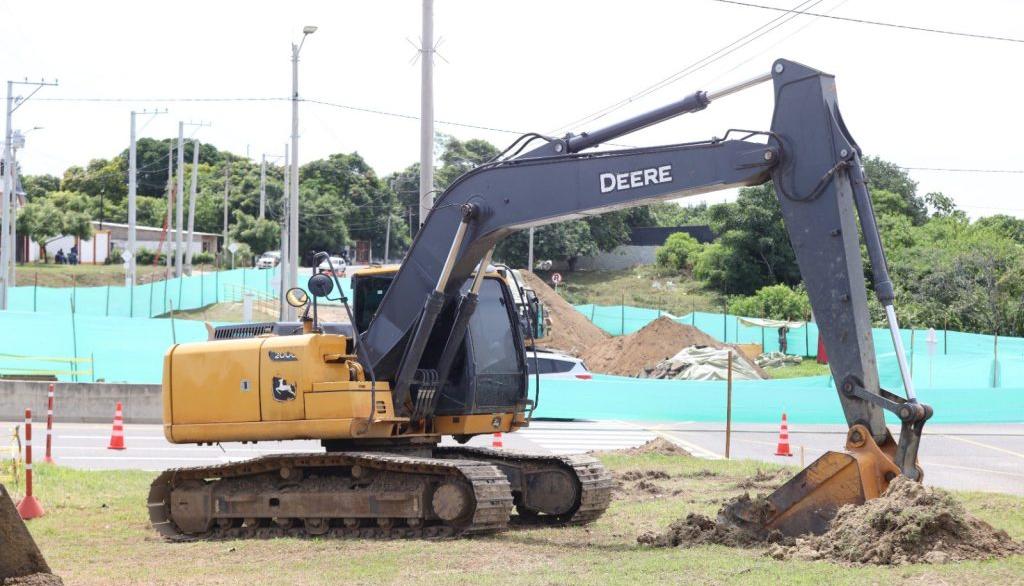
167;301;278;323
545;267;721;317
10;454;1023;585
14;262;222;288
764;360;832;379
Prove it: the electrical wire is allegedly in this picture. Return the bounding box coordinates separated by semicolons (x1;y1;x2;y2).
549;0;824;135
707;0;1024;44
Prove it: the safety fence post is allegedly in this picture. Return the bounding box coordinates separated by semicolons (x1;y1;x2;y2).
722;299;728;343
69;298;79;383
105;285;111;316
44;384;55;464
215;270;219;303
909;327;915;378
943;316;948;355
168;299;177;345
33;272;38;312
148;281;155;317
620;292;625;336
130;281;135;318
200;269;204;306
993;331;999;388
16;408;45;520
725;350;733;459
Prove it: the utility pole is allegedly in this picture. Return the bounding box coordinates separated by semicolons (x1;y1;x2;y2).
185;139;200;272
165;146;174;280
384;214;392;262
0;78;56;309
288;26;316;319
528;227;535;271
128;109;165;286
418;0;435;228
222;158;231;265
279;145;290;319
259;154;266;219
175;122;185;277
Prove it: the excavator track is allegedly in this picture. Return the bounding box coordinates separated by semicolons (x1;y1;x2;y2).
434;446;614;526
148;452;513;541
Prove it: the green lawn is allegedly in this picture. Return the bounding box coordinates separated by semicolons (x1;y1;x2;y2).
764;360;832;379
14;262;221;288
12;453;1023;585
545;267;721;317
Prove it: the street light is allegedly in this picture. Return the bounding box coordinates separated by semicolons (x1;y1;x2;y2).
284;25;316;320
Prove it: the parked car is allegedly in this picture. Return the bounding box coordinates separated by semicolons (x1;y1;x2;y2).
317;255;347;276
525;350;592;380
256;251;281;269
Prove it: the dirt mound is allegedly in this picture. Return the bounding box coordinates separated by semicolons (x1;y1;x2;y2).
3;573;64;585
580;316;770;378
605;437;691;457
638;512;773;548
619;470;671;481
768;477;1023;565
517;271;609;355
582;317;720;376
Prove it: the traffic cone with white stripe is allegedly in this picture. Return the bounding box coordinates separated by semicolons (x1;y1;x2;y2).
107;401;126;450
17;408;45;520
491;432;503;450
775;412;793;457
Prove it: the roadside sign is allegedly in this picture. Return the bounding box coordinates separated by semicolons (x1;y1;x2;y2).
228;242;239;254
120;250;133;262
925;328;937;356
551;272;562;285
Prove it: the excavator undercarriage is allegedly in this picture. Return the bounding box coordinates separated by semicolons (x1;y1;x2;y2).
149;448;612;540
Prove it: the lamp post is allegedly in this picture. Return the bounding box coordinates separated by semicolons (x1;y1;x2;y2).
286;25;317;320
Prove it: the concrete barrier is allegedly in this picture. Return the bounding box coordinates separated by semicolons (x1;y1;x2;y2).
0;380;162;424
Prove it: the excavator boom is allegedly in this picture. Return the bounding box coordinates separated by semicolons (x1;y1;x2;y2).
359;58;932;534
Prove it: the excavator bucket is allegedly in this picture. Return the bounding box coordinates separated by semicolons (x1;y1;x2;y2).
720;424;902;537
0;483;51;581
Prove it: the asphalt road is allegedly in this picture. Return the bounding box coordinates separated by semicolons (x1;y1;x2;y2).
1;419;1021;495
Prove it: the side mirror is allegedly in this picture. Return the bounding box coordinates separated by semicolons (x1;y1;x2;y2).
308;273;334;298
285;287;309;308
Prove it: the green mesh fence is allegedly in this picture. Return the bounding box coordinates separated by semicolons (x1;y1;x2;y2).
6;268;354;318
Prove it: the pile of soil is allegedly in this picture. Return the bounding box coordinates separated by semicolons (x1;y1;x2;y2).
610;437;692;457
638;512;771;548
581;316;770;378
768;477;1023;565
517;271;609;356
3;573;64;585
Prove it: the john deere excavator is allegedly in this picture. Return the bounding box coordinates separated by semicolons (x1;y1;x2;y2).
149;59;932;540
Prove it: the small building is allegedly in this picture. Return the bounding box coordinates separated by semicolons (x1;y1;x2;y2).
574;225;715;271
26;221;221;264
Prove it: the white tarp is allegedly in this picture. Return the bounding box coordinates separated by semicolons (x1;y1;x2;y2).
737;317;806;329
644;345;763;381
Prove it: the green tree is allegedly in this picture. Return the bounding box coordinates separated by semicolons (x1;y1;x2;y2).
20;174;60;200
655;232;702;272
16;200;63;262
230;211;279;255
729;284;810;320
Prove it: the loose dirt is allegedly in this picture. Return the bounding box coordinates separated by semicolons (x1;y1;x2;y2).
768;477;1024;565
599;437;692;457
638;512;774;548
2;573;64;585
518;271;609;356
580;316;770;378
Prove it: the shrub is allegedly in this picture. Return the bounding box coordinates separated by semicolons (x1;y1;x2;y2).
655;232;702;272
729;284;810;321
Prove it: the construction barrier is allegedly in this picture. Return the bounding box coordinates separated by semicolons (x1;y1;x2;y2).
43;385;55;465
15;409;43;520
108;402;126;450
774;413;792;457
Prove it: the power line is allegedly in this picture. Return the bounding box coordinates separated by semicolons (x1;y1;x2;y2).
549;0;824;134
900;166;1024;174
304;98;528;136
707;0;1024;44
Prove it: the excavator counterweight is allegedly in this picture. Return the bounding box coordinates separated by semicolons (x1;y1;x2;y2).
152;58;930;540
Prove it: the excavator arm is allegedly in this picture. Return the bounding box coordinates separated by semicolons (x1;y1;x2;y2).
359;58;931;535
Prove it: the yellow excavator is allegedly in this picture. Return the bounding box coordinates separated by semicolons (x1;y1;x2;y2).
149;59;931;540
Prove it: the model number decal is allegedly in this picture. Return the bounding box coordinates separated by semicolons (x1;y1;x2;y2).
268;351;298;362
599;165;673;194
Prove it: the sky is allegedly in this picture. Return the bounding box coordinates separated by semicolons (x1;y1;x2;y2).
0;0;1022;217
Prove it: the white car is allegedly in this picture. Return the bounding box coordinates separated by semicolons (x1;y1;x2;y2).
317;255;347;276
256;251;280;269
525;350;592;380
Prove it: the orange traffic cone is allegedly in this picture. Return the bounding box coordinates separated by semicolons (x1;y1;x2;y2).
108;401;126;450
491;432;503;450
775;412;793;457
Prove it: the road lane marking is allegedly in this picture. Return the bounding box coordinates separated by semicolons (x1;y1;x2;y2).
940;434;1024;460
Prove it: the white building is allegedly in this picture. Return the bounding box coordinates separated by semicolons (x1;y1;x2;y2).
27;221;220;264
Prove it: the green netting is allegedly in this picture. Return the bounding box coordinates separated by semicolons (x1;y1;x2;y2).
0;310;211;383
574;305;1023;390
530;374;1024;424
6;268;354;318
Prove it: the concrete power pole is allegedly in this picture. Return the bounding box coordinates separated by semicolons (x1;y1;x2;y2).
128;111;138;285
0;78;56;309
418;0;435;228
175;122;185;277
185;140;200;272
279;146;290;319
222;159;230;265
165;146;174;280
384;214;391;263
259;154;266;219
528;227;534;271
